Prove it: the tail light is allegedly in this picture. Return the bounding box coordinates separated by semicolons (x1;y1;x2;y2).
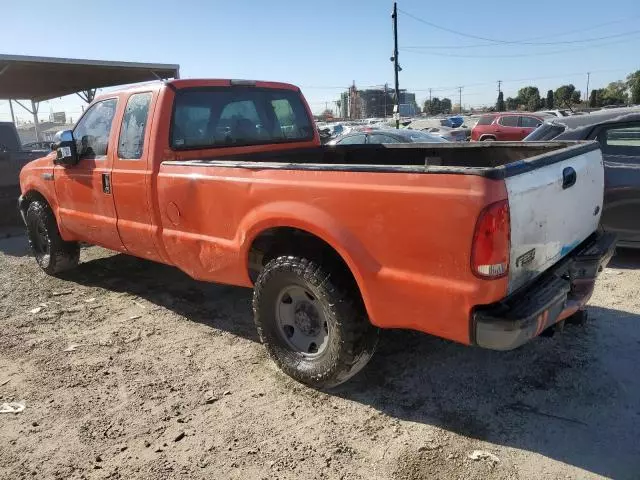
471;200;510;279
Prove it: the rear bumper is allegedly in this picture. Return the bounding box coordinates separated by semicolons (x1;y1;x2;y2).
472;231;617;350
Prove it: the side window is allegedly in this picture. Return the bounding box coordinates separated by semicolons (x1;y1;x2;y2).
368;134;399;144
498;116;518;127
600;124;640;160
73;99;117;159
118;93;152;159
519;116;542;128
336;134;366;145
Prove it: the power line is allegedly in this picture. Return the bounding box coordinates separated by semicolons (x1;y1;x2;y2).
398;8;640;46
399;36;638;58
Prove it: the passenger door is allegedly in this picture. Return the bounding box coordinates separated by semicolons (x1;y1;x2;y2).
496;115;520;140
54;98;124;250
596;122;640;246
518;115;543;140
111;91;160;260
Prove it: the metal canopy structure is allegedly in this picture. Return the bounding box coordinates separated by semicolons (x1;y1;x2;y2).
0;54;179;102
0;54;179;140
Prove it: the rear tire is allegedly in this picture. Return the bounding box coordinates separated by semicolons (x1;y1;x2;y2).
253;256;378;388
26;200;80;275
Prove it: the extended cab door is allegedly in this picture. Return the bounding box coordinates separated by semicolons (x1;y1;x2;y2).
111;91;160;260
54;98;124;251
596;122;640;246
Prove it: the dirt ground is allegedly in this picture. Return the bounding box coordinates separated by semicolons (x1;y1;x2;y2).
1;230;640;480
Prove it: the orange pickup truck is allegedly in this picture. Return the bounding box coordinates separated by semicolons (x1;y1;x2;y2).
19;79;615;388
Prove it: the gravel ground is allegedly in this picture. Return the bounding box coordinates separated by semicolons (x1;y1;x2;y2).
1;232;639;480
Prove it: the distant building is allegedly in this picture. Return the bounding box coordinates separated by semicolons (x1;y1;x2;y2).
339;84;418;119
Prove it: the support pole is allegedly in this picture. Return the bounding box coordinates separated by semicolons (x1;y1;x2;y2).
31;100;40;141
8;99;15;124
392;2;400;129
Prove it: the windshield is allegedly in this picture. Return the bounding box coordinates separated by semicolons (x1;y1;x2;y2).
524;123;566;141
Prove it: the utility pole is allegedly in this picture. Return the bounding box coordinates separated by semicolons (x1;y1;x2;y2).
391;2;400;129
458;86;463;114
586;72;591;103
497;80;502;94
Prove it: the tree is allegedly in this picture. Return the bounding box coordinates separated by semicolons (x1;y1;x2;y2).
554;84;580;109
589;89;599;108
626;70;640;104
441;98;452;113
517;86;541;111
505;97;518;110
546;90;554;109
601;81;628;106
496;91;505;112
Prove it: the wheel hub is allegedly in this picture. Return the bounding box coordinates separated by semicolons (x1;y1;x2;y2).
275;285;329;356
293;302;321;337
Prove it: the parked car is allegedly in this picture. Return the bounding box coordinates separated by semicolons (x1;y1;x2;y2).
471;112;548;141
19;79;614;388
22;141;53;151
525;107;640;248
407;119;469;141
0;122;50;225
327;128;448;145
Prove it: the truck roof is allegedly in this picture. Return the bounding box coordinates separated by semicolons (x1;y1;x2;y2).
92;79;301;103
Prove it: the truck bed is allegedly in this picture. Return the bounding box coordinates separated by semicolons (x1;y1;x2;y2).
166;141;597;179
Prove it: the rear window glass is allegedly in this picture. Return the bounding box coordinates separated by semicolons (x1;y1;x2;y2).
476;115;495;126
524;123;565;141
171;87;314;149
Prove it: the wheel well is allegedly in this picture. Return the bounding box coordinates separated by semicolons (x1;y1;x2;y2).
248;227;358;290
20;190;49;214
479;135;496;141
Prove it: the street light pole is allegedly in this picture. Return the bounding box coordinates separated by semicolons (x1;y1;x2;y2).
392;2;400;129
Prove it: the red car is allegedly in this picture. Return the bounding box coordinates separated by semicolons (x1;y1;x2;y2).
471;112;546;141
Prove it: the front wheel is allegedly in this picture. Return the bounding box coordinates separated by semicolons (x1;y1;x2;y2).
26;200;80;275
253;256;378;388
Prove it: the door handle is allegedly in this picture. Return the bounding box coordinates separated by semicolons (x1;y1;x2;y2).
562;167;577;189
102;173;111;194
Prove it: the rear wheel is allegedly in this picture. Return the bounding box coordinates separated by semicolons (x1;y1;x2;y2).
253;256;378;388
26;200;80;275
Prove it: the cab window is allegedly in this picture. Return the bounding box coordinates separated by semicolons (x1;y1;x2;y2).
118;93;152;159
73;99;117;159
600;123;640;160
171;87;314;149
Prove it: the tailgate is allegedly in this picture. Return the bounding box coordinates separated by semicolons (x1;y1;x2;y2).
506;145;604;293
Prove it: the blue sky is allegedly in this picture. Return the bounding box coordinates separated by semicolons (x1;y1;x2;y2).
1;0;639;120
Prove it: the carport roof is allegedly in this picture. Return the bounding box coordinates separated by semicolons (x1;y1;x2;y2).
0;54;179;102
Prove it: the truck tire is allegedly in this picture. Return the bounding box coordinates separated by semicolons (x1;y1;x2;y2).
253;256;378;389
25;200;80;275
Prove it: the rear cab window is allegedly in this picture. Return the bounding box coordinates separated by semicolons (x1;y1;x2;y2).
170;87;314;149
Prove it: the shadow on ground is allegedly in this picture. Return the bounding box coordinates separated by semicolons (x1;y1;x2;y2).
608;247;640;269
60;252;258;343
336;306;640;479
43;251;640;478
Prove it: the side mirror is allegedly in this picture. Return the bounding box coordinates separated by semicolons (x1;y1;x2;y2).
53;130;78;166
